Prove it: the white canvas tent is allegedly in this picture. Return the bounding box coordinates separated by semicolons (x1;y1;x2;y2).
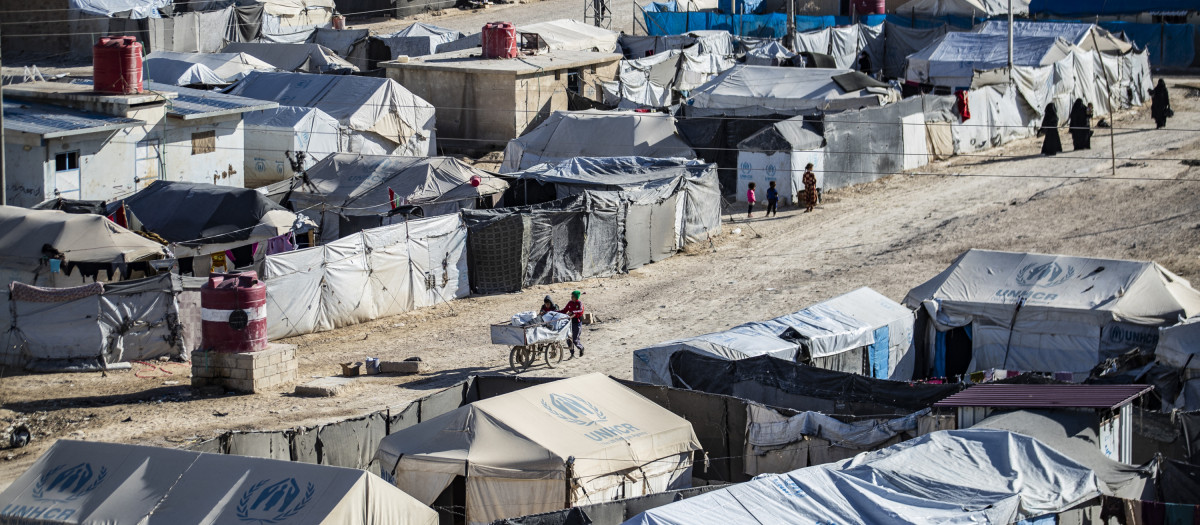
0;439;437;524
501;110;696;173
243;106;343;187
687;65;897;117
634;287;914;385
1156;318;1200;411
904;249;1200;380
905;32;1072;88
893;0;1030;17
375;373;702;525
517;19;620;53
735;116;824;205
226;71;436;156
623;429;1102;525
144;51;276;85
250;0;335;43
262;213;469;339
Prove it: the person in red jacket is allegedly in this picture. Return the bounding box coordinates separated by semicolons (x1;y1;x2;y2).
560;290;585;358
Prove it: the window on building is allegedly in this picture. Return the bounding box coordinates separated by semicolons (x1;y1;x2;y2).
191;130;216;155
54;151;79;172
54;151;81;197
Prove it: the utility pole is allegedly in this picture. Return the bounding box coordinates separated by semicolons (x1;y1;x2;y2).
1;24;7;207
1007;0;1013;83
785;0;795;51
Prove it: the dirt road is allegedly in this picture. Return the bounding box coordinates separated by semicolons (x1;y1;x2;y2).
3;82;1200;489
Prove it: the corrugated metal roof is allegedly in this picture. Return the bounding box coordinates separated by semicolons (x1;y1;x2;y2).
2;98;144;138
145;82;278;119
933;384;1153;410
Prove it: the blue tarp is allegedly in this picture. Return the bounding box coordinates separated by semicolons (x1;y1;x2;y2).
718;0;766;15
1099;21;1196;68
1031;0;1199;16
870;325;889;379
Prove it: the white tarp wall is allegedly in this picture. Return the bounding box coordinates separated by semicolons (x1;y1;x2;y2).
734;150;824;205
243;106;343;188
262;214;468;339
1157;318;1200;411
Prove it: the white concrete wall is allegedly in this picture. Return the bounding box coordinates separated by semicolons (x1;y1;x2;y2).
162;116;246;188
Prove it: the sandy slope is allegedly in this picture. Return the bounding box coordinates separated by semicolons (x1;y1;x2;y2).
2;81;1200;489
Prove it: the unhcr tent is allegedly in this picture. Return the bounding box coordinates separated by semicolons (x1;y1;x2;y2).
273;154;507;243
145;51;276;85
243;106;343;188
735;116;823;205
905;32;1072;89
500;110;697;173
0;439;437;525
687;65;897;117
894;0;1030;17
634;287;915;385
904;249;1200;380
375;373;702;525
1156;318;1200;411
376;22;464;58
226;71;437;156
221;42;357;73
622;429;1102;525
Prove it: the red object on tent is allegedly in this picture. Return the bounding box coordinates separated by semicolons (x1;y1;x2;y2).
469;175;482;187
955;90;970;121
388;188;398;209
108;205;128;228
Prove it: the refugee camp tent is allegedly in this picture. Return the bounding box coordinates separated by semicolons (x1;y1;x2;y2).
624;429;1102;524
0;439;437;525
243;106;343;187
513;19;620;53
792;24;885;71
742;39;795;66
1156;317;1200;411
905;32;1072;89
249;0;336;43
904;249;1200;380
110;181;305;264
272;154;507;243
893;0;1030;17
376;22;464;58
735;116;824;204
687;65;897;117
500;110;697;173
634;287;916;385
601;44;737;109
144;51;276;85
375;373;702;525
261;214;469;339
226;71;437;156
221;42;357;73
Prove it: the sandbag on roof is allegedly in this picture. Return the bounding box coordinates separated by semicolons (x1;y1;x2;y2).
0;207;166;267
0;439;437;525
222;42;357;73
623;429;1103;525
226;71;436;156
376;373;701;525
501;110;696;173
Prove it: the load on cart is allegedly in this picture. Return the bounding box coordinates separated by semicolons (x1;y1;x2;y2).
491;311;570;372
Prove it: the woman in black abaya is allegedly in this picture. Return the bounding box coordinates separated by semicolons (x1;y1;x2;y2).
1038;104;1062;156
1068;98;1092;150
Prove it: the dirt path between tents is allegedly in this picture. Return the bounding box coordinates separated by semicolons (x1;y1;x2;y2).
3;79;1200;488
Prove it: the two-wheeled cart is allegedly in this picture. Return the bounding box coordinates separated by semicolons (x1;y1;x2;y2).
491;318;570;372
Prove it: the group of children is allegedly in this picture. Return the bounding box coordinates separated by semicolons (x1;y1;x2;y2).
745;162;820;219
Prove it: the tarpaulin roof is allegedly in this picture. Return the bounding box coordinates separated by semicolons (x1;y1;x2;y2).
518;19;620;53
282;154;507;211
0;439;437;525
225;71;436;155
109;181;299;247
68;0;170;18
743;40;794;66
513;156;710;189
144;57;227;86
893;0;1030;17
905;32;1072;87
1158;317;1200;370
376;373;701;516
623;429;1103;525
377;22;464;58
145;51;277;84
974;21;1135;53
688;65;893;116
0;207;166;266
501;110;696;173
221;42;357;73
1029;0;1196;16
244;0;334;18
737;116;824;153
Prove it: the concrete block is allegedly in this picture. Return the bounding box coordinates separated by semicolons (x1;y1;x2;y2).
379;360;427;375
294;377;354;397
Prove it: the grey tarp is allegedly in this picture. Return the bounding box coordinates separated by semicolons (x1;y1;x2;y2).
904;249;1200;378
686;65;896;117
243;106;342;187
622;429;1104;525
143;57;228;85
743;40;795;66
822;95;925;190
221;42;357;73
147;7;234;53
744;405;929;475
0;439;438;524
8;273;184;368
883;22;948;80
376;22;464;58
905;32;1072;88
69;0;170;17
226;71;437;156
144;51;277;84
272;154;507;243
1156;317;1200;411
261;213;469;339
735;116;824;205
500;110;697;173
894;0;1030;17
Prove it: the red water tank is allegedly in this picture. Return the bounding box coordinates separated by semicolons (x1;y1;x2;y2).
853;0;885;14
201;271;268;353
93;36;143;94
482;22;518;59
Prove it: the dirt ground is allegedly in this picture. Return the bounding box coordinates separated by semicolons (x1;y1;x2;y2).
3;74;1200;489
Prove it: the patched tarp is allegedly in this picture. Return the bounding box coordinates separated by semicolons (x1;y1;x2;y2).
904;249;1200;376
501;110;696;173
823;96;926;191
623;429;1104;525
905;32;1071;88
687;65;896;117
0;439;437;525
744;405;928;475
261;213;468;339
375;373;701;525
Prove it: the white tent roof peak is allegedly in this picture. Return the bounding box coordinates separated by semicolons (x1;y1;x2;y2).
501;110;696;172
894;0;1030;17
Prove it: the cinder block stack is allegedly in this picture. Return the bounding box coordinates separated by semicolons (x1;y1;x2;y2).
192;343;298;393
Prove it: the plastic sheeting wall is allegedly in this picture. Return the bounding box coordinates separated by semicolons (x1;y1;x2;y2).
492;485;730;525
262;214;468;339
822;97;924;190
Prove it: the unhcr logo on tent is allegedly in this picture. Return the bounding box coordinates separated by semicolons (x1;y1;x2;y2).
0;463;108;521
541;393;607;426
1014;262;1074;288
236;478;315;524
739;162;752;179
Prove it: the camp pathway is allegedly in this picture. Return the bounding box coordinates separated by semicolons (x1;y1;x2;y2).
3;79;1200;491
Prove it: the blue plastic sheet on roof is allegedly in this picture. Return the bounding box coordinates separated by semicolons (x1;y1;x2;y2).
1099;21;1196;68
1031;0;1199;16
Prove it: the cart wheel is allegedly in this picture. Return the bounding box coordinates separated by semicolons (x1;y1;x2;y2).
544;342;564;368
509;346;532;372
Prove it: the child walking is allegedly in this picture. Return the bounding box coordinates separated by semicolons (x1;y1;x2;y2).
746;182;756;218
766;181;779;217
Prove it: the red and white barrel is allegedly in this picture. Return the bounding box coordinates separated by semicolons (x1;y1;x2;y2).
201;271;267;353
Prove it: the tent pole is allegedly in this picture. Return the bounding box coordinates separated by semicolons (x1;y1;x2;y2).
1090;28;1117;177
0;24;6;206
1006;0;1013;84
